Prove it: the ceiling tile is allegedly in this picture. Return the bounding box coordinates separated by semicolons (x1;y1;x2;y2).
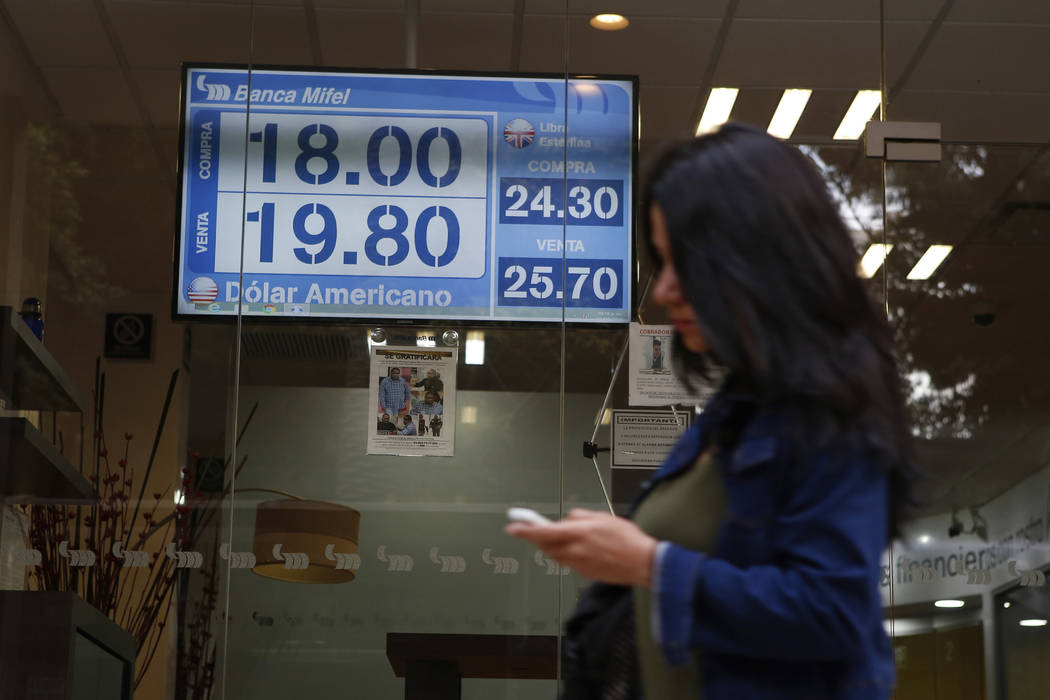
567;17;721;86
949;0;1050;24
68;123;176;180
133;68;182;128
878;0;949;21
248;7;315;66
793;89;862;142
637;86;699;141
520;0;571;13
0;43;59;119
518;15;567;73
891;91;1050;142
172;0;301;4
900;24;1050;93
883;22;938;92
314;0;405;9
106;0;253;69
722;88;779;132
730;89;886;145
43;67;138;124
420;0;516;11
738;0;886;21
565;0;729;18
716;20;882;89
314;9;405;69
5;0;116;68
419;13;515;71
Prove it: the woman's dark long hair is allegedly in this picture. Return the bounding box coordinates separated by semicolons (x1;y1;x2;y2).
643;123;915;539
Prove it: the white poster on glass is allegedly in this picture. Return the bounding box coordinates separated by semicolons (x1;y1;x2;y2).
611;410;691;468
368;346;457;457
628;323;708;406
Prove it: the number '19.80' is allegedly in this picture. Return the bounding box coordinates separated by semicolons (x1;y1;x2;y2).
246;202;460;267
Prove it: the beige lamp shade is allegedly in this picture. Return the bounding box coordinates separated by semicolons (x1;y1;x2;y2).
251;499;361;583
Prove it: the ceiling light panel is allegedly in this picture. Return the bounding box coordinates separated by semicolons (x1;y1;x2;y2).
697;88;738;135
767;89;812;140
858;243;893;279
835;90;882;140
907;245;953;280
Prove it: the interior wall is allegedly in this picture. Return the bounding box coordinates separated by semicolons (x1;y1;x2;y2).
893;624;985;700
28;120;189;699
882;461;1050;608
214;385;609;699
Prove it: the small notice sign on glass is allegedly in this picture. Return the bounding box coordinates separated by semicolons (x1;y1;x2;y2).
611;410;690;468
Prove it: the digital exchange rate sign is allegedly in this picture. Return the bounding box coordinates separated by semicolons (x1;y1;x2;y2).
174;65;637;323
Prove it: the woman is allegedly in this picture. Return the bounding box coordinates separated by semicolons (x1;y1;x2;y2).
507;124;914;699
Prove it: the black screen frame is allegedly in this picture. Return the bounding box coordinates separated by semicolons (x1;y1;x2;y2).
170;62;640;329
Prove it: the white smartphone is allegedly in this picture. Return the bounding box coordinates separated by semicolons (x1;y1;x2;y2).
507;507;552;525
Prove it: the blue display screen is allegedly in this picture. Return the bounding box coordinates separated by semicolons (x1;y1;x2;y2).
174;66;636;323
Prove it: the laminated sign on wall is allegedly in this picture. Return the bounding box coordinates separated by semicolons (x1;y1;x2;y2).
628;323;717;406
367;346;457;457
611;410;690;468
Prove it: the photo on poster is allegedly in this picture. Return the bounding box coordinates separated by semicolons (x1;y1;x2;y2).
644;334;669;373
628;323;724;407
368;346;456;457
629;323;705;406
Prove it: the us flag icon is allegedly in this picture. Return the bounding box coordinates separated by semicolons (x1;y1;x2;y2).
187;277;219;303
504;118;534;148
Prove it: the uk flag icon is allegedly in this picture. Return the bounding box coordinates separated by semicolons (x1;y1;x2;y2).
504;118;534;148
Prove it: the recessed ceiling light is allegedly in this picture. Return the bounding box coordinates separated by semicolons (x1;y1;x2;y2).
858;243;893;279
1003;602;1012;609
835;90;882;140
590;13;629;31
935;599;965;608
907;245;953;280
1019;619;1048;627
697;88;739;135
465;331;485;365
767;89;812;140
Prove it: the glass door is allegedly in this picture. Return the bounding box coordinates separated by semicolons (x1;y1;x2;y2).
882;3;1050;697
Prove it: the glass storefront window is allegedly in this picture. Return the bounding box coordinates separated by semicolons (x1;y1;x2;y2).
1;2;1047;699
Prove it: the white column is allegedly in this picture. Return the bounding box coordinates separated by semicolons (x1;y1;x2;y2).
982;589;998;700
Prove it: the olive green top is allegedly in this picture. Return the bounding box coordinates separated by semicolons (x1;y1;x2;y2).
633;451;726;699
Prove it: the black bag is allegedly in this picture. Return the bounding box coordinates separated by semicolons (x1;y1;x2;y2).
560;582;640;700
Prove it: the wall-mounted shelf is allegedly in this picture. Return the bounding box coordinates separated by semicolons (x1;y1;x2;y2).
0;306;85;413
0;417;95;505
0;591;136;700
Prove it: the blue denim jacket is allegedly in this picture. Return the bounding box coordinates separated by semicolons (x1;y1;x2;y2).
632;384;895;699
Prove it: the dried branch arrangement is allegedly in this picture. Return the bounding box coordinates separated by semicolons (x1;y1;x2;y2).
26;360;256;692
